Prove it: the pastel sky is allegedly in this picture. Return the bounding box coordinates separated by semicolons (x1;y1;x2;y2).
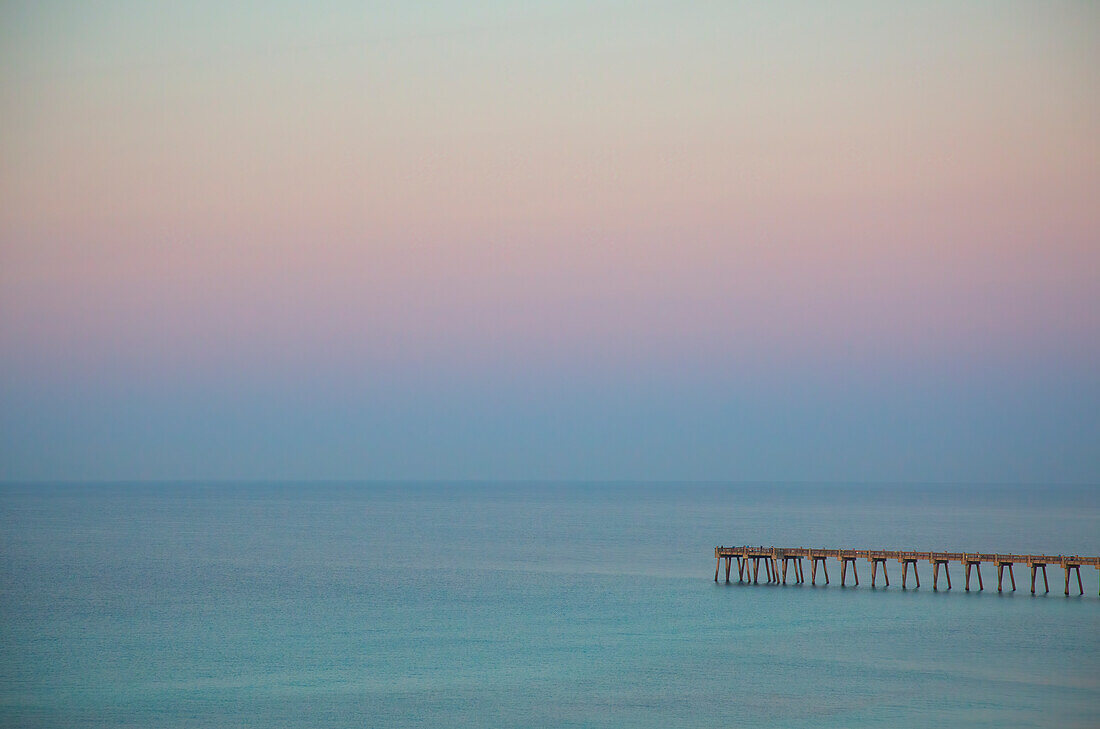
1;1;1098;482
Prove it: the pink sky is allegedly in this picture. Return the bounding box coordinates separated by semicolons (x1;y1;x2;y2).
1;2;1098;480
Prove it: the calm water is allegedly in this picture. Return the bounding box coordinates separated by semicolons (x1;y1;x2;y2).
1;483;1098;728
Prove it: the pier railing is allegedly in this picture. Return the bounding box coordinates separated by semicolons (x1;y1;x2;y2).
714;545;1099;595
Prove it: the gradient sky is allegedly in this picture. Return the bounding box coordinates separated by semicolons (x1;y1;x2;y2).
1;1;1098;482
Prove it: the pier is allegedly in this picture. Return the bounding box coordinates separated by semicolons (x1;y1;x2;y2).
715;546;1100;596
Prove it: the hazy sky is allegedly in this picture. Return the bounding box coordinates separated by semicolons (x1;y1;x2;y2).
1;1;1098;482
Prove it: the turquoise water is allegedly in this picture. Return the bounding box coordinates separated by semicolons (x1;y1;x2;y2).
2;483;1098;728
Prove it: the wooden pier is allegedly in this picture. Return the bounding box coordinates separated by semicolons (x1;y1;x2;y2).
715;546;1100;596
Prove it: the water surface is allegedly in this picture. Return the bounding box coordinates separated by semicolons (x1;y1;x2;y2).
2;482;1098;727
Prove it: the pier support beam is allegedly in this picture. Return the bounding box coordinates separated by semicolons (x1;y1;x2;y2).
1030;563;1049;594
714;547;1096;597
900;559;919;588
840;558;859;586
1063;564;1083;596
999;563;1017;592
780;556;804;585
810;556;829;585
870;558;888;587
932;560;951;590
965;561;983;591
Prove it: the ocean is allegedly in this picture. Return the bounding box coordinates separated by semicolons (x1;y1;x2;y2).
1;482;1098;728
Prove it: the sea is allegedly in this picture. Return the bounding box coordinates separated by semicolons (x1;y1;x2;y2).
1;482;1098;728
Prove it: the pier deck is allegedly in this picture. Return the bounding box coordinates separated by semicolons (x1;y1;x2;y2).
715;546;1100;595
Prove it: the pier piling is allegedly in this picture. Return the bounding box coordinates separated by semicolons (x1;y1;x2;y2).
870;558;889;587
1061;560;1084;596
965;558;984;591
932;559;952;590
900;558;919;588
996;559;1017;592
714;547;1097;599
780;555;804;585
1030;562;1050;594
810;555;829;585
840;556;859;586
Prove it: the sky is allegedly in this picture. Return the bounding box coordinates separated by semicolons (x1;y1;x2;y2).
1;1;1098;483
